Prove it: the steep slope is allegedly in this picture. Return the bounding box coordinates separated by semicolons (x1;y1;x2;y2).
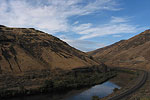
88;29;150;69
0;25;99;73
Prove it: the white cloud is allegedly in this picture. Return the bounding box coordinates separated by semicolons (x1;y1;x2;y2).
73;23;93;34
73;21;79;25
110;16;129;23
72;17;147;40
0;0;119;33
61;38;105;52
59;16;147;51
1;0;146;51
113;34;122;37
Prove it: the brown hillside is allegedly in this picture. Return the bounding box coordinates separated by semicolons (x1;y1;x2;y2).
88;29;150;69
0;25;99;74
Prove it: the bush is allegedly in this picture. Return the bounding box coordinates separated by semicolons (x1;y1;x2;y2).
92;96;99;100
19;85;26;93
44;80;53;88
113;88;119;92
42;67;117;94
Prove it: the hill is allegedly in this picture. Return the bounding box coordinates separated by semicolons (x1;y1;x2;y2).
0;25;117;98
0;25;99;74
88;29;150;69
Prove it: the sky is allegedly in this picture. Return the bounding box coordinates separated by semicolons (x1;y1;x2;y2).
0;0;150;52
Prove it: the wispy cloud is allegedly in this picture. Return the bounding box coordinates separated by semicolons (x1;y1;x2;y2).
0;0;147;51
73;23;93;34
60;38;105;52
73;21;79;25
60;16;147;51
0;0;119;33
72;17;147;40
113;34;122;37
110;16;129;23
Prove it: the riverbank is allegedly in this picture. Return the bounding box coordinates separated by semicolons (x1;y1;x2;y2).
92;68;141;100
120;71;150;100
0;66;117;99
109;68;139;87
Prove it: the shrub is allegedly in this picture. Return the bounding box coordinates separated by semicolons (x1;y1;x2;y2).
44;80;54;89
113;88;119;92
19;85;26;93
42;66;117;94
92;96;99;100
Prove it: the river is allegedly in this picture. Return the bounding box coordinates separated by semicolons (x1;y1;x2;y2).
7;81;120;100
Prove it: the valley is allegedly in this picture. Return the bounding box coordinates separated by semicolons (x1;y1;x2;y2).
0;0;150;100
0;25;116;99
0;25;149;100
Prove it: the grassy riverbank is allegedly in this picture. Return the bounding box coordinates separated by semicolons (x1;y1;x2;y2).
0;66;117;99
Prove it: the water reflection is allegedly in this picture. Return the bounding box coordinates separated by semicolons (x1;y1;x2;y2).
6;81;120;100
65;82;120;100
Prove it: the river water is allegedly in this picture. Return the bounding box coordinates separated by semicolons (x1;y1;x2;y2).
8;81;120;100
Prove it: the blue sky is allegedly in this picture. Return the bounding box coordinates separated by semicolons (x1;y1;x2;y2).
0;0;149;51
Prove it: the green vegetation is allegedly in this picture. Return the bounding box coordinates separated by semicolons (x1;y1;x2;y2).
92;96;99;100
113;88;119;92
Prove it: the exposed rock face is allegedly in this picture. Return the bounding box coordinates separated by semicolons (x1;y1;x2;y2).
0;25;99;73
88;30;150;69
